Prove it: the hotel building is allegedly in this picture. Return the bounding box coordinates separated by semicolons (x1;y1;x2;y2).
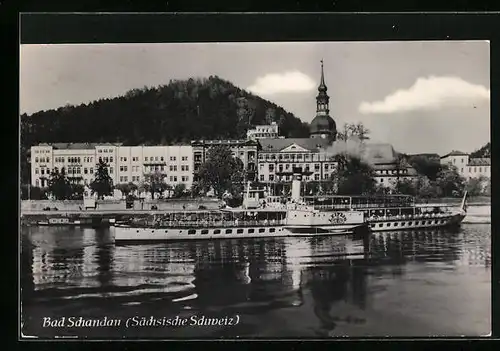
30;143;194;190
440;150;491;180
191;139;259;182
246;122;279;140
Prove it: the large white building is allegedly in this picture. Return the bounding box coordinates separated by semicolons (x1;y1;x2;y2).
30;143;194;190
440;150;491;180
246;122;279;140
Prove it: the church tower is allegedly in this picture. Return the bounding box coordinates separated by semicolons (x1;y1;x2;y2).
309;60;337;141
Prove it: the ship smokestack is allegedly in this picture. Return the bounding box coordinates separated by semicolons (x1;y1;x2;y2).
291;168;302;202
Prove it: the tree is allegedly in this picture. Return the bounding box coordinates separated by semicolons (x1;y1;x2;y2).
21;76;310;160
196;145;245;199
467;175;488;197
21;185;48;200
407;155;442;181
143;170;168;199
115;183;133;199
47;168;72;200
466;177;483;197
172;183;187;198
336;122;370;142
435;164;466;197
470;142;490;158
394;178;417;196
332;155;376;195
90;159;114;199
483;178;491;196
69;183;85;200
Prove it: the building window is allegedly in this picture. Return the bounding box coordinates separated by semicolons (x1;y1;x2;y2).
145;157;149;162
170;156;176;161
269;174;274;181
110;167;113;174
35;168;39;174
90;168;93;174
314;174;320;181
260;174;265;181
182;156;188;161
84;168;88;174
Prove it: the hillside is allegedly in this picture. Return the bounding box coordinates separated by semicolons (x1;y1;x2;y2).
21;76;310;148
470;142;491;158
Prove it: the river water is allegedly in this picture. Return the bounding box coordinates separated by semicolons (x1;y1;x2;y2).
20;224;491;338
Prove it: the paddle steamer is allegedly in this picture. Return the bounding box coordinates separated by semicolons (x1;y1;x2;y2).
302;191;467;232
113;170;367;242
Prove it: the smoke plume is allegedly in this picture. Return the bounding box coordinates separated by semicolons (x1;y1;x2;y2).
324;136;372;165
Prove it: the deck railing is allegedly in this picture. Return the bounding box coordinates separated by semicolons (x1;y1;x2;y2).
128;219;287;228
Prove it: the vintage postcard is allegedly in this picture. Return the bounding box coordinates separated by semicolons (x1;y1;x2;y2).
20;30;491;338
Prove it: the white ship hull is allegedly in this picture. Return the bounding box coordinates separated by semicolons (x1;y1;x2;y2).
367;212;465;232
113;222;367;243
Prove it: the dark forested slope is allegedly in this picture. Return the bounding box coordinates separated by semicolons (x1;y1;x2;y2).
21;76;310;148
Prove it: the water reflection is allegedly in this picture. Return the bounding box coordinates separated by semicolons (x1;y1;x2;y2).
21;224;491;337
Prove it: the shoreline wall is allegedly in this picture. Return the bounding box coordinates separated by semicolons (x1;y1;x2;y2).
21;198;222;212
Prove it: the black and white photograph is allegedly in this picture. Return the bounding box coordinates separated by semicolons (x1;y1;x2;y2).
20;39;491;338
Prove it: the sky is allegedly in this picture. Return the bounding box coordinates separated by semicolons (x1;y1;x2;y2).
20;41;490;155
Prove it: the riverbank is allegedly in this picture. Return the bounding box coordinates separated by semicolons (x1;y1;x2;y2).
21;198;223;213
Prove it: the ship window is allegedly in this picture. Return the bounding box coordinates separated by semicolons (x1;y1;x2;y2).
371;224;375;228
137;230;140;233
237;229;244;234
394;223;398;227
415;221;419;225
188;229;196;235
214;229;221;234
387;223;391;227
409;222;413;225
201;229;209;234
270;228;275;233
165;230;168;233
259;228;265;233
226;229;232;234
378;224;383;227
248;229;255;233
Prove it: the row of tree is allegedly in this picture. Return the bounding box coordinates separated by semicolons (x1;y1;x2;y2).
20;159;191;201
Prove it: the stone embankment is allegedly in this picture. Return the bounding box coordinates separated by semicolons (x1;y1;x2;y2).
21;198;222;213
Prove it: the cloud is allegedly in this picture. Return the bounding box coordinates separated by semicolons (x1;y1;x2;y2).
359;76;490;114
247;71;316;95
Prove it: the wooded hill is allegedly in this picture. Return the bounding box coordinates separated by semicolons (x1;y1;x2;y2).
470;142;491;158
20;76;310;148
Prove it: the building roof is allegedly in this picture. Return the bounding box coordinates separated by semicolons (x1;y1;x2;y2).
43;142;123;150
258;137;331;152
191;139;259;147
362;143;398;164
440;150;469;158
309;115;336;136
468;158;491;166
408;153;440;159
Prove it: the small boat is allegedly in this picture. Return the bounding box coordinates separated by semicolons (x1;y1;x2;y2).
37;217;115;227
114;171;367;243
